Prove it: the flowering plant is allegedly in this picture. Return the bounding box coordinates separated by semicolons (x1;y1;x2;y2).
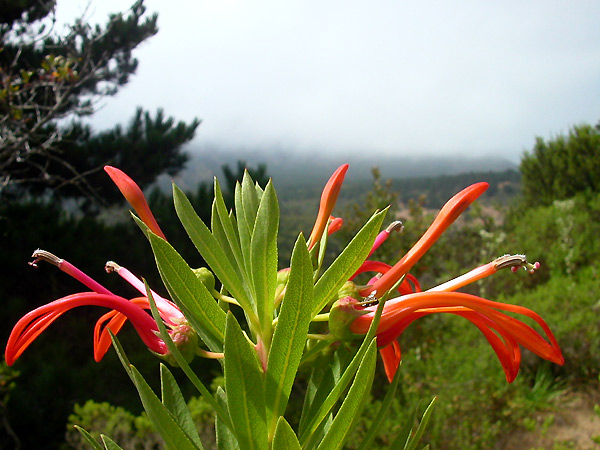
5;164;563;449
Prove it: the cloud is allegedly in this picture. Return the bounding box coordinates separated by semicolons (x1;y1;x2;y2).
57;0;600;162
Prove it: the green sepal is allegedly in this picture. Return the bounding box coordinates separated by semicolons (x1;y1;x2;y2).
328;297;369;341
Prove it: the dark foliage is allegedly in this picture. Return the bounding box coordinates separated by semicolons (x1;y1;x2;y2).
0;0;198;204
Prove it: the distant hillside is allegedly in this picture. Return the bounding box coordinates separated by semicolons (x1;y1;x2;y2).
339;169;521;209
155;144;518;193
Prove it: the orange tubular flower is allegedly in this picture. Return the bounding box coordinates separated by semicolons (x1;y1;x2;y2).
104;165;166;240
360;182;489;298
330;255;563;383
307;164;349;249
346;290;563;383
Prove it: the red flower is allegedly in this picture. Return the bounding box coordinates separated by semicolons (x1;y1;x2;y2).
5;251;188;365
317;164;563;383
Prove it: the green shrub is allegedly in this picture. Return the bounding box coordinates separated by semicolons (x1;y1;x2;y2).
64;397;216;450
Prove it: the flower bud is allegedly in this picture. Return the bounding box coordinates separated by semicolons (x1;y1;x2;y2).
193;267;215;291
160;323;199;366
337;281;361;301
329;297;369;341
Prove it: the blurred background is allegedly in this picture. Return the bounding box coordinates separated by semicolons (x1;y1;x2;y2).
1;1;599;448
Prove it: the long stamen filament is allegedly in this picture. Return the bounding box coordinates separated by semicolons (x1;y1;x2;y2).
31;249;112;296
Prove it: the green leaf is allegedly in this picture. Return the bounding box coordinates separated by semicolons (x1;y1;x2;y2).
404;398;436;450
149;233;226;352
224;313;268;450
356;361;403;450
100;435;125;450
130;365;203;450
215;387;240;450
211;200;242;278
312;209;387;316
272;417;302;450
388;398;436;450
145;285;231;430
250;180;279;333
241;170;260;230
299;293;388;447
160;364;203;447
109;332;133;378
173;184;254;315
298;341;369;446
235;180;253;290
213;179;245;277
316;339;377;450
73;426;103;450
298;345;353;437
266;233;313;434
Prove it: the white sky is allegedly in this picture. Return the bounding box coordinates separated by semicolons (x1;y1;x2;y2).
57;0;600;162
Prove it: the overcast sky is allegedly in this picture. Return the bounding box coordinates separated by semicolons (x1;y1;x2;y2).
56;0;600;162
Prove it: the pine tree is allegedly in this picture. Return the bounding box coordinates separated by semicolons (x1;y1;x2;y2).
0;0;199;203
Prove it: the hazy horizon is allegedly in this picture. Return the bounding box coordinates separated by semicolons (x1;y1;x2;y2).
56;1;600;163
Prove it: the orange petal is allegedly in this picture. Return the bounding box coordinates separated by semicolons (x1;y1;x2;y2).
380;340;402;383
104;166;166;240
362;182;488;297
308;164;349;249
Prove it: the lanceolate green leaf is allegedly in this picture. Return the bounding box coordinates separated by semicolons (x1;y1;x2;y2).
145;285;230;429
266;233;313;434
149;233;226;352
316;339;377;450
298;344;353;437
235;180;253;291
73;426;103;450
250;180;279;333
211;201;242;279
312;209;387;316
213;179;245;277
387;400;421;450
224;313;268;450
130;365;204;450
356;361;403;450
300;298;388;446
215;387;240;450
404;398;436;450
160;364;203;447
100;435;126;450
241;170;260;230
272;417;302;450
173;184;254;314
